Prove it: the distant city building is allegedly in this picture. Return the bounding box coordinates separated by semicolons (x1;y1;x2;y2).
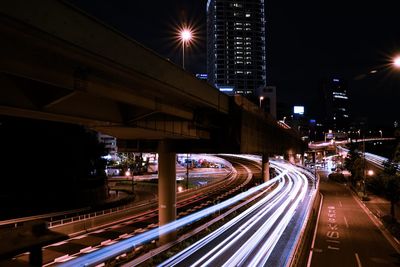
207;0;266;96
98;133;118;160
196;73;208;81
322;78;350;130
258;85;276;119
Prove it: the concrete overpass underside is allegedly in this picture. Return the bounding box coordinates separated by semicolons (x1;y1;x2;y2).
0;1;228;142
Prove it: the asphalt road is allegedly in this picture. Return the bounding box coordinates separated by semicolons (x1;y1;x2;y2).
160;161;314;267
310;171;400;267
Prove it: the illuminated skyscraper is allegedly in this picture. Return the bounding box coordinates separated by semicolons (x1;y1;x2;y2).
322;78;350;130
207;0;266;96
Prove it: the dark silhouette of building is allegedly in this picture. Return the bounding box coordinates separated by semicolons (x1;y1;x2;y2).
322;78;350;131
207;0;266;96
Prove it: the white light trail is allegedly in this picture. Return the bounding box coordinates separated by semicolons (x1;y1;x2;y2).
60;163;288;267
160;160;311;267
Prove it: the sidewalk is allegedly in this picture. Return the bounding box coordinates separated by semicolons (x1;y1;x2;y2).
363;193;400;222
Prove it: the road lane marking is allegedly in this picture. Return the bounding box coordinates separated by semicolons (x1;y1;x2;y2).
325;205;341;250
328;246;339;250
339;201;343;207
344;216;349;228
327;240;340;243
355;253;362;267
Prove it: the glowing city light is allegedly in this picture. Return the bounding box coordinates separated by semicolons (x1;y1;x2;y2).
394;56;400;68
180;29;192;42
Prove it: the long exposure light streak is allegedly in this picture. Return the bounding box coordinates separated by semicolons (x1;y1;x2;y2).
160;160;311;267
248;170;308;266
338;146;398;170
60;163;288;267
189;177;291;267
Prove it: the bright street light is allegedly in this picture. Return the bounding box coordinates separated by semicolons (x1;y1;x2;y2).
259;96;264;108
394;56;400;68
179;27;193;69
180;29;192;42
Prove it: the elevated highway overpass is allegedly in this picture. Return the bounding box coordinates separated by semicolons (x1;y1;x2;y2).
0;0;306;257
0;0;302;156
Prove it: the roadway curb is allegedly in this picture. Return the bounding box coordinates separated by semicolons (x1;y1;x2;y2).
306;192;323;267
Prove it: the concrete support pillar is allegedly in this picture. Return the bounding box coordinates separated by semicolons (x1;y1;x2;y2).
262;153;270;182
157;140;176;244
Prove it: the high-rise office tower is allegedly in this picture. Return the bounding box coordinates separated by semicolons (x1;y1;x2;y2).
322;78;350;130
207;0;266;96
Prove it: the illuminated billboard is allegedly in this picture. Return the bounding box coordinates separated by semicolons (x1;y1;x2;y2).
293;106;304;115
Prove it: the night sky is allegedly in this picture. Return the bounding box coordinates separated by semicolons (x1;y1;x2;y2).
67;0;400;128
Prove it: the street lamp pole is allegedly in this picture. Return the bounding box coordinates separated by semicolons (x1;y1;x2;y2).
180;28;192;69
362;131;367;197
182;39;185;69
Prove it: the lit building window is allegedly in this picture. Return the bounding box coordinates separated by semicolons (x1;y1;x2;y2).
245;13;251;17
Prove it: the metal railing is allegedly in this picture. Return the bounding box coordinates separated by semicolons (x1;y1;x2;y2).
0;207;89;228
1;165;234;231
